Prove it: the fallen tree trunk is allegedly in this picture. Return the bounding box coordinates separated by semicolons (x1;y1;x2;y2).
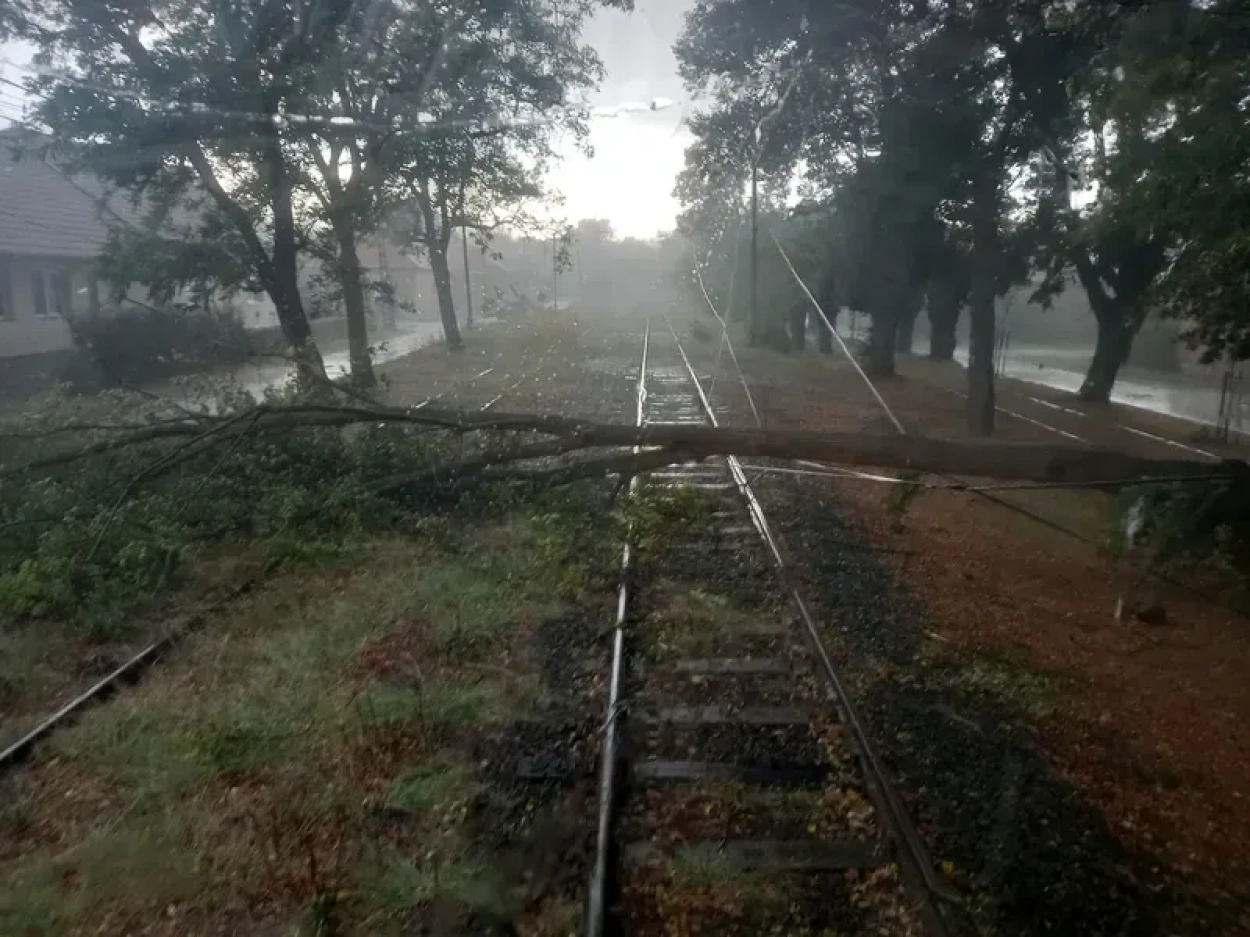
7;401;1229;488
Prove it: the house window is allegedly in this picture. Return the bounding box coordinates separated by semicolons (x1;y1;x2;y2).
32;269;72;319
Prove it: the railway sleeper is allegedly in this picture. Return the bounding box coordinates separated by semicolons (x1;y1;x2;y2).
633;759;830;786
623;838;890;873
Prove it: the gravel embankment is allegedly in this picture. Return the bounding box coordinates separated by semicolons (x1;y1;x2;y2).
755;476;1170;936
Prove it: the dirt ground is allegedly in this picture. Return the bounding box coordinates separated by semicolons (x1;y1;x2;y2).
686;331;1250;932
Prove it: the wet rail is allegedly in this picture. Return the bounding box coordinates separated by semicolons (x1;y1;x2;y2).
0;357;534;775
584;324;960;936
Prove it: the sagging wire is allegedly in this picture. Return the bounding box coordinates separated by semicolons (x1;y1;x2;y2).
770;231;906;435
1;56;695;137
693;265;763;428
686;46;814;421
738;463;1237;494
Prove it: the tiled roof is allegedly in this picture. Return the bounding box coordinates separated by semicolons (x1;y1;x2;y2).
0;129;123;259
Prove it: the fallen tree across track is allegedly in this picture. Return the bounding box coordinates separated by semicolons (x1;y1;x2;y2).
11;401;1238;488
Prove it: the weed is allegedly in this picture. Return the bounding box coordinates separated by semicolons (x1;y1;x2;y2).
362;679;521;727
0;393;448;633
367;852;514;917
0;811;207;933
404;560;558;659
387;765;480;815
628;482;721;554
932;651;1074;720
670;849;755;887
0;457;605;933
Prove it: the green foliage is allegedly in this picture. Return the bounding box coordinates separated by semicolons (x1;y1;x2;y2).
1088;0;1250;364
362;680;520;727
64;303;252;388
387;765;480;816
1112;474;1250;586
627;481;722;554
0;395;441;635
674;0;1090;376
368;853;512;916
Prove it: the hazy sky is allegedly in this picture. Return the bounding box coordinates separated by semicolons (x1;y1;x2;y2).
0;1;695;240
555;0;695;240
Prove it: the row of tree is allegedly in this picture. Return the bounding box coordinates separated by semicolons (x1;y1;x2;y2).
1;0;633;389
672;0;1250;431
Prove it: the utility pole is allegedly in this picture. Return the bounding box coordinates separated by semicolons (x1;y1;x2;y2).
749;160;760;346
461;224;474;328
552;230;559;313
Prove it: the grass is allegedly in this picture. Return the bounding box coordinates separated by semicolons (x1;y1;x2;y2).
361;679;524;727
368;852;515;917
0;488;615;936
669;849;758;887
638;582;771;659
386;764;481;815
930;649;1076;720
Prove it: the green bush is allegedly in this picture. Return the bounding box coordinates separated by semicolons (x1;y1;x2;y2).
0;394;445;635
65;304;251;388
1111;469;1250;592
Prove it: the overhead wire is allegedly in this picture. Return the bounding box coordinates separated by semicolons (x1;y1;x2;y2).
0;56;709;137
771;232;906;435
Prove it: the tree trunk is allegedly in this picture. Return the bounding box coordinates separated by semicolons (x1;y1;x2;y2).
416;183;463;350
1071;244;1158;405
926;280;960;360
429;236;463;350
816;309;835;354
264;145;326;388
788;305;808;352
895;291;922;355
270;218;325;388
966;179;998;435
461;225;474;329
333;217;376;388
1079;308;1133;403
866;308;897;376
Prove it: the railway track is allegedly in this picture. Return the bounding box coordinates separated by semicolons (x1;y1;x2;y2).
586;323;958;936
0;356;532;776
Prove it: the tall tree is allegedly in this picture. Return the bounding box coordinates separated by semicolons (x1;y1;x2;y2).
380;0;606;348
9;0;382;386
1081;0;1250;366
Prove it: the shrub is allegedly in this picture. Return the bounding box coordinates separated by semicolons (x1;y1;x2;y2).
65;303;251;388
0;393;447;634
1111;468;1250;593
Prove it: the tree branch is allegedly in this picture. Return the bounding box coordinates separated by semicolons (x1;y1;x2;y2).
4;402;1229;487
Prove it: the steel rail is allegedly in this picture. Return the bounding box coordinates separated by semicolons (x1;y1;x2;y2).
663;314;962;935
583;320;649;937
1;334;576;777
0;580;254;773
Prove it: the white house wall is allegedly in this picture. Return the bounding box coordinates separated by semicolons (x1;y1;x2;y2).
0;255;90;358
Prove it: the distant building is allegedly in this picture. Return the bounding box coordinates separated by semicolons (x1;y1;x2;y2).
0;128;438;395
0;127;107;364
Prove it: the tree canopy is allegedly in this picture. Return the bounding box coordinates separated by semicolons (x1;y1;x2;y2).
3;0;629;382
673;0;1250;429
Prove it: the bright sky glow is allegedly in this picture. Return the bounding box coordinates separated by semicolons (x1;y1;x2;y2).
1;2;695;241
549;110;692;241
550;1;694;241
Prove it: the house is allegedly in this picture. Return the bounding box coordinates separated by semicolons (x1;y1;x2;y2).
0;129;437;396
0;127;106;377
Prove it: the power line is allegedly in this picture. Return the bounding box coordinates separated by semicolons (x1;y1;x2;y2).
0;58;704;136
771;231;906;434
